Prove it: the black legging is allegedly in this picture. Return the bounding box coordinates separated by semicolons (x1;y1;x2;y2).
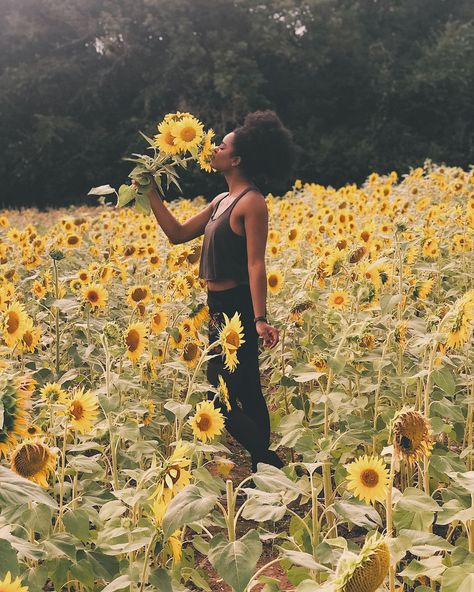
206;283;284;472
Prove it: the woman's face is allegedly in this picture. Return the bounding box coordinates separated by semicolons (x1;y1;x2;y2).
211;131;240;172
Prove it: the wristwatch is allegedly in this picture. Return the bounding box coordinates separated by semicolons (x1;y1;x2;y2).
254;316;268;324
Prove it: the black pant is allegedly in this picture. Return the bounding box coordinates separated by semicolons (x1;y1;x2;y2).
206;283;284;472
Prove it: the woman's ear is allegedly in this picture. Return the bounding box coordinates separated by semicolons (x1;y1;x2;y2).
232;156;241;168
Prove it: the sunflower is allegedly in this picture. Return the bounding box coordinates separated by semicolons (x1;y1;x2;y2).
124;322;147;363
443;290;474;349
152;440;192;503
17;319;42;354
40;382;67;405
179;338;201;368
127;284;152;308
346;455;390;504
143;399;155;426
328;290;350;310
197;129;216;173
392;408;433;465
152;498;183;565
189;400;225;443
150;308;168;334
0;375;33;457
218;311;245;373
412;278;435;301
170;116;204;152
32;280;47;299
267;270;284;294
67;387;99;434
333;533;390;592
153;119;180;155
11;440;57;487
190;302;209;330
3;301;29;348
217;374;231;412
81;283;108;310
0;572;29;592
64;234;82;248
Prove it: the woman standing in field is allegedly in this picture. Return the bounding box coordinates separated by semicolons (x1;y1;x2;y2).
141;110;297;472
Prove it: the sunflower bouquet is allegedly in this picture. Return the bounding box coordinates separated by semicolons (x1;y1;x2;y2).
89;111;216;214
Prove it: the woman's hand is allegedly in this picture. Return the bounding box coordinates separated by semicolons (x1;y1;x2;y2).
131;179;160;199
256;321;279;349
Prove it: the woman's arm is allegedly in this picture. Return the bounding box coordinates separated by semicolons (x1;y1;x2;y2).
143;185;182;244
244;195;269;319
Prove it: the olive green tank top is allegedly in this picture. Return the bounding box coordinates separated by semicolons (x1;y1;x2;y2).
198;186;258;282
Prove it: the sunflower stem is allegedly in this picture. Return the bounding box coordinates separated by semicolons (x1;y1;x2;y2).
310;472;320;567
57;422;69;532
386;452;396;592
226;479;236;542
53;259;60;378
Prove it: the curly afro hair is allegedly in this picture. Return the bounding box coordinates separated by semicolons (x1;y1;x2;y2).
232;110;298;194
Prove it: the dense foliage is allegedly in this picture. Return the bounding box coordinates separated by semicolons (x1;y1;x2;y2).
1;0;474;207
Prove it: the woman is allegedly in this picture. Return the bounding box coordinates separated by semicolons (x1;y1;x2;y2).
142;110;297;472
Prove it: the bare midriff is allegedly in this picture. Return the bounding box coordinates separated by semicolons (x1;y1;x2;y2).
206;278;249;290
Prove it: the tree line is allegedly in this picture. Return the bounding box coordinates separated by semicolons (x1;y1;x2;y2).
0;0;473;208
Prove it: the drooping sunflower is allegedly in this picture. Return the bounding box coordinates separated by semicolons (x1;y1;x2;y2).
40;382;67;405
17;318;42;354
3;301;29;348
189;400;225;443
10;440;57;487
82;283;108;310
124;322;148;363
150;308;168;334
345;455;390;505
152;440;192;504
218;311;245;373
67;387;99;434
267;270;284;294
217;374;232;412
392;408;433;465
333;533;390;592
143;399;156;426
189;302;209;331
0;572;29;592
0;375;33;457
152;498;183;564
170;116;204;152
443;290;474;349
328;290;350;310
412;277;435;301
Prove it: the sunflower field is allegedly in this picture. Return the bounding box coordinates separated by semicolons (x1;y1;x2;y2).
0;161;473;592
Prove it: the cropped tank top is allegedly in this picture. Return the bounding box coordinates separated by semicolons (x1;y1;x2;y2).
198;185;258;282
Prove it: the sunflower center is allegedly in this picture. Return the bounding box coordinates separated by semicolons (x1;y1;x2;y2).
183;342;198;361
23;332;33;347
132;288;147;302
70;400;85;420
13;443;48;477
196;413;212;431
7;312;20;334
88;290;99;303
126;329;140;352
225;331;240;349
68;236;79;245
180;126;196;142
360;468;379;488
334;296;344;305
269;275;278;288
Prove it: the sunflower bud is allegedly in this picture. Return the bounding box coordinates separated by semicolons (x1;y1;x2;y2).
49;249;65;260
